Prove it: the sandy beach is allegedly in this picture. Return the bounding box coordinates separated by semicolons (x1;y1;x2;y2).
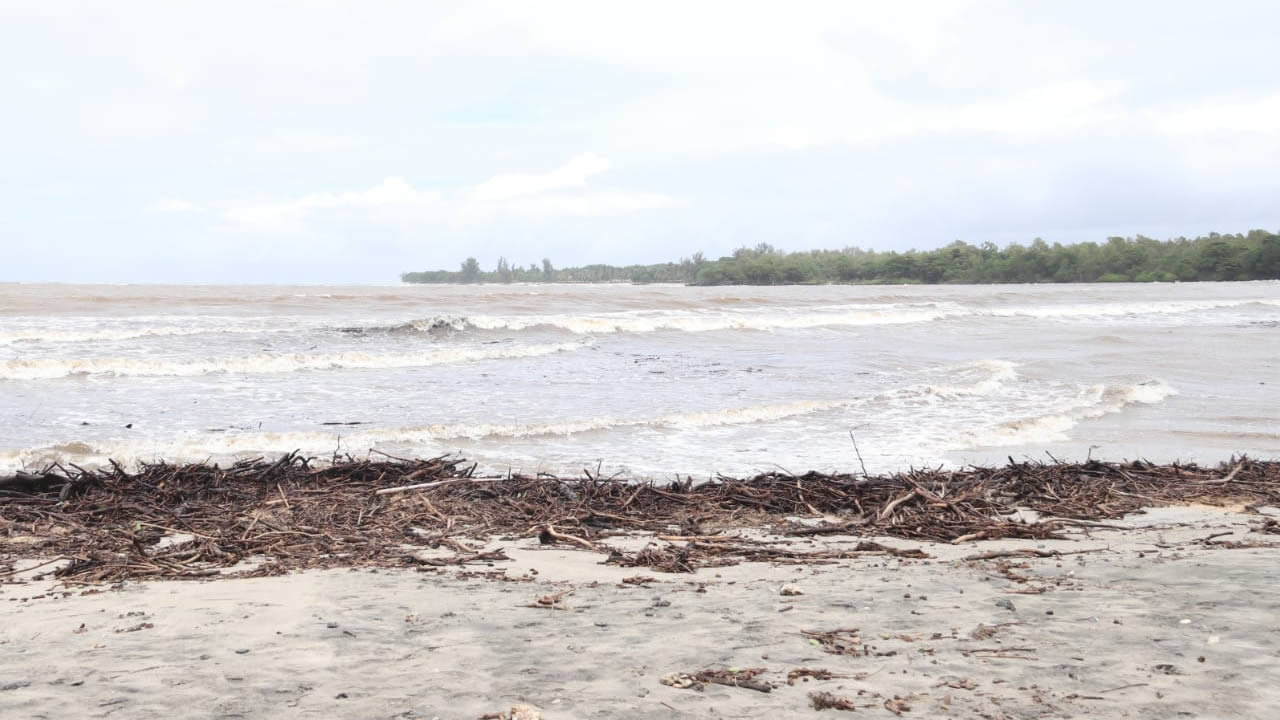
4;504;1278;720
7;5;1280;719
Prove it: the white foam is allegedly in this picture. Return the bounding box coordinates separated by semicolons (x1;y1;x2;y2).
915;359;1021;397
5;296;1273;347
381;296;1280;337
984;298;1276;320
0;341;587;380
962;381;1178;447
0;316;293;345
465;303;966;334
0;360;1023;472
386;398;861;442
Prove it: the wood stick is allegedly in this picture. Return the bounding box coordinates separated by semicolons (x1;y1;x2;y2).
963;548;1106;561
879;490;917;520
375;477;500;495
540;525;600;550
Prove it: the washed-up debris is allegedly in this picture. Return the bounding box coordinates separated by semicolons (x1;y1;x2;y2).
810;691;860;711
661;667;772;693
478;705;541;720
787;668;866;685
3;455;1277;582
526;589;573;610
803;628;865;656
970;622;1021;640
619;575;657;586
883;696;913;714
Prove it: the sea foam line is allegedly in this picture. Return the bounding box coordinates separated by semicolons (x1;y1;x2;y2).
359;297;1279;337
0;341;588;380
0;365;1181;474
959;381;1178;448
0;361;1023;470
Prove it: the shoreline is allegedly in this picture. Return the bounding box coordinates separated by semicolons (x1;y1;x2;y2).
4;505;1278;718
4;457;1279;718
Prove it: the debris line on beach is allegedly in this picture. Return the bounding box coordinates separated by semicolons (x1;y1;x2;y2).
2;454;1276;582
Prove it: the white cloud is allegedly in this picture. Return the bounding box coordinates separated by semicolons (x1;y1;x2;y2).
100;102;176;133
10;0;1280;281
427;1;1280;158
152;66;191;91
223;177;445;233
466;153;608;204
221;154;679;233
1142;93;1280;176
1150;93;1280;138
227;130;369;154
144;199;204;214
498;190;680;219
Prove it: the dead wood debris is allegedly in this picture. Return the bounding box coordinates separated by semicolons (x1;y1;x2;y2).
803;628;865;656
883;696;914;714
527;589;573;610
810;690;860;711
788;668;866;685
661;667;772;693
619;575;658;586
969;622;1022;640
478;705;541;720
3;455;1278;582
963;647;1038;660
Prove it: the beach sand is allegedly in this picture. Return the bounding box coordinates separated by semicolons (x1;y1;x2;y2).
3;506;1278;719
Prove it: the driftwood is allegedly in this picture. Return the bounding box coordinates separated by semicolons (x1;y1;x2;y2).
1;454;1277;582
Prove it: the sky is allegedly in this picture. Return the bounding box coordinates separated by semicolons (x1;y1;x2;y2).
2;0;1279;283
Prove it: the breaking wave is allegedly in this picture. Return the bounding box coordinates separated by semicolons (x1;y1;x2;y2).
4;298;1273;347
0;398;864;473
0;317;296;346
0;341;588;380
984;298;1280;320
964;381;1179;447
0;360;1179;474
383;398;862;442
0;359;1025;470
339;303;969;337
338;297;1279;338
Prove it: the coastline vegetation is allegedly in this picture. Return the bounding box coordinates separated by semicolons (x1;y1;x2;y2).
401;229;1280;285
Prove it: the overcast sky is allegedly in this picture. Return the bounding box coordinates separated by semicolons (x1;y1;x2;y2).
3;0;1279;283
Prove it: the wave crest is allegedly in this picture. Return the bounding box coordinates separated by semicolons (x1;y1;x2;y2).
968;381;1178;447
0;341;588;380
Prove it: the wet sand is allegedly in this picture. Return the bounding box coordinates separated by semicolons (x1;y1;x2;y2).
3;506;1278;719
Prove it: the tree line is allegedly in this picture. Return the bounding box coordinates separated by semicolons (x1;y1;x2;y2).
400;230;1280;285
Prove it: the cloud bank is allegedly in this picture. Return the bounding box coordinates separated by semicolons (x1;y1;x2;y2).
1;0;1277;281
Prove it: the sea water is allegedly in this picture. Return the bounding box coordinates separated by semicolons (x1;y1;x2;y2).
1;281;1276;477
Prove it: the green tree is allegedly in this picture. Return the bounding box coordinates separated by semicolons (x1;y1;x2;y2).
402;229;1280;286
460;257;481;282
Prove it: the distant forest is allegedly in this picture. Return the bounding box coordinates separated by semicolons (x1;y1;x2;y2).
401;230;1280;286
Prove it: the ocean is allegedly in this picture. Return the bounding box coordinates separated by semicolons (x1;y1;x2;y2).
1;281;1276;478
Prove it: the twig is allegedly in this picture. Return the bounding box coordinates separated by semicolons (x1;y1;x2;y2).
1099;682;1149;694
963;548;1107;561
879;490;917;520
849;429;870;479
375;477;500;495
540;525;599;551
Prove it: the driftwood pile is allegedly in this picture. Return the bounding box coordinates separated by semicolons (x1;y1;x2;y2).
1;454;1276;582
